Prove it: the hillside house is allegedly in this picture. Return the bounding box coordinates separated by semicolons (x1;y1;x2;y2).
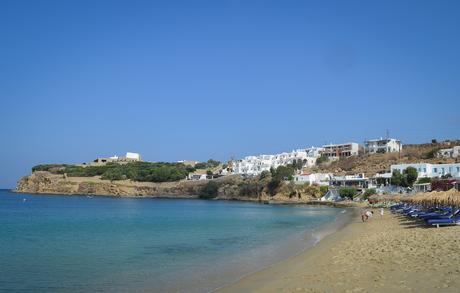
364;138;402;154
321;142;360;158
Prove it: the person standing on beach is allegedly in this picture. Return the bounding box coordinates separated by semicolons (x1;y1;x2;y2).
365;210;373;219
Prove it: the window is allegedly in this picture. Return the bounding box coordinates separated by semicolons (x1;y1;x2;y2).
423;168;426;172
433;168;438;173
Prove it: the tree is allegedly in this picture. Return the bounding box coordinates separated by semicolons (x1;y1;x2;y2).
206;170;213;176
273;165;295;181
339;187;358;199
290;159;304;170
391;170;405;187
199;181;219;199
391;167;418;187
403;167;418;187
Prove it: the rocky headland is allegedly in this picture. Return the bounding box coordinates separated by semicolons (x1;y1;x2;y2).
15;171;337;204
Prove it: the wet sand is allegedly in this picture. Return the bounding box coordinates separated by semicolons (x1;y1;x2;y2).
218;209;460;293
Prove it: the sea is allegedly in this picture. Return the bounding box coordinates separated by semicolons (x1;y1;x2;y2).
0;189;351;293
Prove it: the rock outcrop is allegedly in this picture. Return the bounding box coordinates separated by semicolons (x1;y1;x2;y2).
16;171;212;198
15;171;324;204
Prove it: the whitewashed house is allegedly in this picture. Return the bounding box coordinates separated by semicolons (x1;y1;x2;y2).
437;146;460;158
364;138;402;154
294;173;332;186
390;163;460;178
125;152;141;161
233;147;323;176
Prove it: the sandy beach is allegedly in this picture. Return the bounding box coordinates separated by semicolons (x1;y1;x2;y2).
218;209;460;293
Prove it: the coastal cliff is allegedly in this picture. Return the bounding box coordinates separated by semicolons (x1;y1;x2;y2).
16;171;216;198
15;171;323;203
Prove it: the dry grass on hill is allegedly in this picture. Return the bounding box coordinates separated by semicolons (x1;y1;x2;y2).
312;141;460;176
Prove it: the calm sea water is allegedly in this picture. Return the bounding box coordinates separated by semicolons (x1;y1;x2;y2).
0;189;348;293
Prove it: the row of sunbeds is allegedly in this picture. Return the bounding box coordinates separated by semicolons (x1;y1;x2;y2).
391;203;460;228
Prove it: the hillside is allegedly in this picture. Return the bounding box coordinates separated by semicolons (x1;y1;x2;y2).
15;171;329;204
312;141;460;176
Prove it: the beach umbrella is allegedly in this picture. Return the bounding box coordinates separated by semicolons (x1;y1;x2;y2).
404;189;460;207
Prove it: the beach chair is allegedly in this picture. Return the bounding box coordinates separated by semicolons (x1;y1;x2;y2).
421;209;459;221
427;215;460;228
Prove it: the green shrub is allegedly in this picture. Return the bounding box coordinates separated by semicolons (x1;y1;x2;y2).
339;187;358;199
267;178;281;196
404;167;418;187
417;177;431;184
316;156;328;165
33;161;194;183
392;167;418;187
319;186;329;196
32;164;68;172
199;181;219;199
424;148;439;159
195;159;221;170
363;188;377;199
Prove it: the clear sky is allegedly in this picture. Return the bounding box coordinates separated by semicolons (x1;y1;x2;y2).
1;0;459;188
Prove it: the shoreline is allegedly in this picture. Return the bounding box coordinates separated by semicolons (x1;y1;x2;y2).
217;209;460;293
216;208;360;293
10;188;359;208
200;206;358;293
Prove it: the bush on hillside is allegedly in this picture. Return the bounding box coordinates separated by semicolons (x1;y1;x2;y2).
339;187;358;199
32;164;68;172
199;181;219;199
363;188;377;199
33;162;195;183
316;156;328;165
195;159;221;170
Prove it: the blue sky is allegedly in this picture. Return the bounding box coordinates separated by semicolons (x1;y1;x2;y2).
1;0;459;188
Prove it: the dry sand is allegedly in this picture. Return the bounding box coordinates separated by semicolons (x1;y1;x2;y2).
218;210;460;293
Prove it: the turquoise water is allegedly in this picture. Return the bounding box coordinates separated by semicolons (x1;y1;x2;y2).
0;190;348;293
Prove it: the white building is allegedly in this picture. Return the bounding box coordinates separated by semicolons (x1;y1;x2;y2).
233;147;323;175
364;138;402;154
330;173;369;188
322;142;360;158
188;173;208;180
391;163;460;179
294;173;332;186
437;146;460;158
125;152;141;161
